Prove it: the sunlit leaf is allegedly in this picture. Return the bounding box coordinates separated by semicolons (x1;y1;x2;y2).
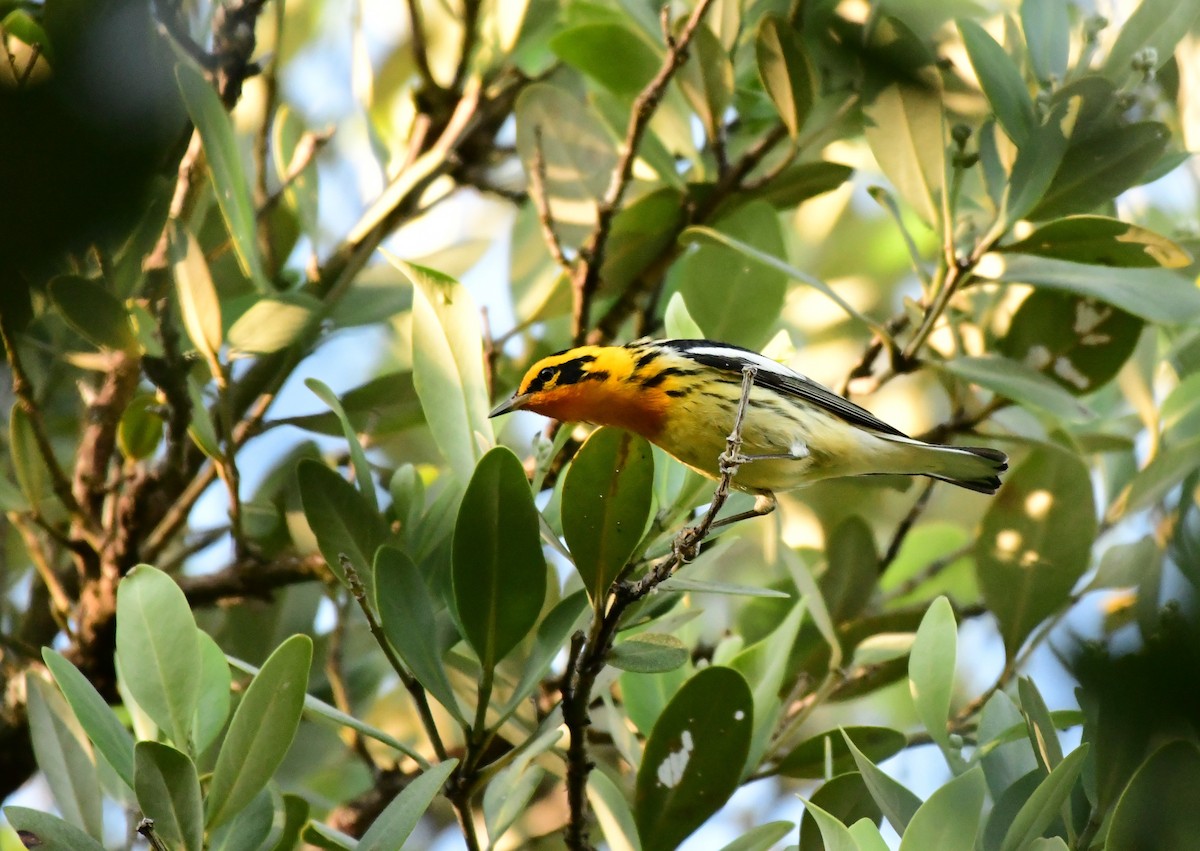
756;15;815;138
939;356;1092;420
1001;216;1192;269
678;24;731;141
1102;0;1200;82
550;21;660;95
175;61;270;292
227;295;320;357
908;597;957;755
958;19;1035;144
975;446;1095;656
977;253;1200;324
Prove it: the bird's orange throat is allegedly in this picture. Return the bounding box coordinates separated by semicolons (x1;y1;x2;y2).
525;383;668;439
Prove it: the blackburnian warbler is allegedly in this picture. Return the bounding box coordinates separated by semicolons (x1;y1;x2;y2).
490;339;1007;516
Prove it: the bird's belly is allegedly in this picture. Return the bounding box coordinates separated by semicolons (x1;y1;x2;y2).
657;403;849;492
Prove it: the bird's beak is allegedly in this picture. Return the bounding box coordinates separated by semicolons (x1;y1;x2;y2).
489;393;530;418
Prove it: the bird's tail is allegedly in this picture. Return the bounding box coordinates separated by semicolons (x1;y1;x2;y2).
883;438;1009;494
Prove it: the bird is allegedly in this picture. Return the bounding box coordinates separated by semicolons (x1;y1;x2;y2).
489;339;1007;521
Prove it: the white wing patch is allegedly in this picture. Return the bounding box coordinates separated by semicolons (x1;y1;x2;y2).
676;344;809;381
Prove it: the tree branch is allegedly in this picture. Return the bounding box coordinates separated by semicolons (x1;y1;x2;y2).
569;0;718;343
561;365;757;849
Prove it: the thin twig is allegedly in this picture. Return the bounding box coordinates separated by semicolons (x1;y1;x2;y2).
880;480;936;573
451;0;482;93
570;0;718;342
560;366;758;850
339;555;448;764
327;590;379;772
528;127;570;271
256;128;334;221
136;819;169;851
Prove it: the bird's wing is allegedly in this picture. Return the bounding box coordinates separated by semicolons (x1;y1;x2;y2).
664;340;908;438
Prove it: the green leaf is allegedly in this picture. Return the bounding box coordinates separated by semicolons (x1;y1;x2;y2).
610;633;689;673
897;767;986;851
997;99;1074;231
43;648;136;789
848;818;891;851
305;378;377;513
26;676;103;839
563;427;654;605
501;590;589;717
401;260;494;484
175;61;269;292
679;24;732;140
272;106;319;236
134;741;204;851
374;545;463;721
170;225;223;370
116;565;201;749
908;597;957;755
1000;291;1142;395
549;22;660;95
756;15;816;138
1030;122;1170;220
227;295;321;357
679;226;886;339
357;759;458;850
977;253;1200;324
978;691;1039;800
1;9;55;63
193;632;232;755
938;356;1093;421
823;515;878;622
862;53;945;226
275;371;422;437
663;291;706;339
1108;740;1200;851
589;768;643;851
1102;0;1200;81
186;375;221;459
636;666;754;851
2;807;106;851
601;188;687;291
297;458;387;596
1021;0;1069;85
515;83;619;247
1125;436;1200;513
958;19;1036;145
718;821;795;851
1000;745;1088;851
452;447;546;672
1018;677;1063;772
269;794;310;851
119;393;164;460
483;754;547;847
742;161;855;210
779;726;907;779
207;787;275;851
10;398;47;507
303;820;357;850
842;730;922;834
206;634;312;828
975;446;1096;656
1001;215;1192;268
48;275;137;352
673;202;788;349
800;793;860;851
225;655;427;765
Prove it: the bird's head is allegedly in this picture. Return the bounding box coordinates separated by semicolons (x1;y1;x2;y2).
488;344;669;437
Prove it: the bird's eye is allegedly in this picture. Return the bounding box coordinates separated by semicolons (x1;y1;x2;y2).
537;367;556;383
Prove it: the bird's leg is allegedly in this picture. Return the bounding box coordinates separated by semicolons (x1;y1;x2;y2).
709;491;778;530
726;440;810;467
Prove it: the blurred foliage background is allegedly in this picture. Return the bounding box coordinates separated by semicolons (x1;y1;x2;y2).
2;0;1200;848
